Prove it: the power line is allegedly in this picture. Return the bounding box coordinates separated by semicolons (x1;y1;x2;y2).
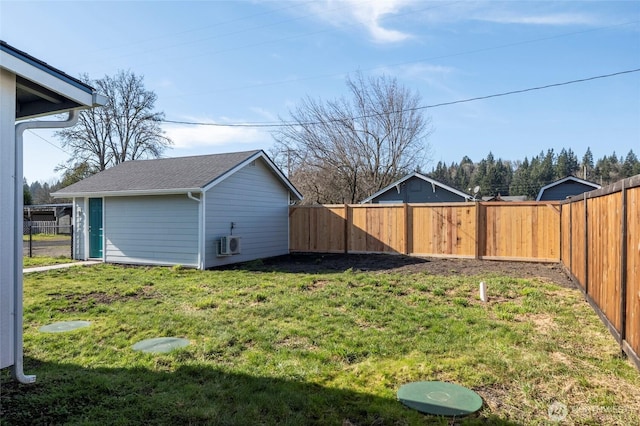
26;130;71;155
159;68;640;128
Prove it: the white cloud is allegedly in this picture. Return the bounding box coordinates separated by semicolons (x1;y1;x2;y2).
478;12;595;26
163;117;267;150
308;0;415;43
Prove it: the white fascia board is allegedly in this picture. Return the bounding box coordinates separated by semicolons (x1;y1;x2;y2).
1;51;94;107
52;188;203;199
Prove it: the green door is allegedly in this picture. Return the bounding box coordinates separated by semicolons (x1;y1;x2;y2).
89;198;103;258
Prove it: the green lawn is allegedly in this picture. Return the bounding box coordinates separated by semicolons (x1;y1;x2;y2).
23;256;73;268
2;259;639;425
22;233;70;242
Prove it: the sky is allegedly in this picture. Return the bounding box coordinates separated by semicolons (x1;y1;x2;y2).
1;0;639;184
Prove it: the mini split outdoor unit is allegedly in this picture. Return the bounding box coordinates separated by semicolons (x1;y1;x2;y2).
218;235;241;256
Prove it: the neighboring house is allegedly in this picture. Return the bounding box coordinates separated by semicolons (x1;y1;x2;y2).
536;176;601;201
23;203;72;222
360;172;473;204
482;194;528;202
1;40;105;382
23;204;73;234
52;150;302;270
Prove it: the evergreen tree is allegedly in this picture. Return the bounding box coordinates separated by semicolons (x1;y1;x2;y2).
510;158;532;198
23;179;32;206
581;147;594;180
622;150;640;177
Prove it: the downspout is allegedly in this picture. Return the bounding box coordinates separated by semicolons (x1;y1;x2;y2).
13;110;79;383
187;191;200;202
187;192;204;269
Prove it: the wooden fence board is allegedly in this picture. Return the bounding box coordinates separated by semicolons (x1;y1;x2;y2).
290;202;559;261
410;204;476;257
587;194;622;331
561;174;640;371
569;200;586;286
348;205;406;254
289;205;346;253
480;203;559;261
626;186;640;359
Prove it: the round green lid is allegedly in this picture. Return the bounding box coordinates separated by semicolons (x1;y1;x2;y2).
39;321;91;333
397;381;483;416
131;337;190;353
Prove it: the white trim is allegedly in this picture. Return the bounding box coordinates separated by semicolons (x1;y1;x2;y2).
199;191;206;270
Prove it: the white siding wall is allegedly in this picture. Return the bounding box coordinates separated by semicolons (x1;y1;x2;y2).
105;195;199;267
0;69;16;368
73;197;86;260
204;159;289;268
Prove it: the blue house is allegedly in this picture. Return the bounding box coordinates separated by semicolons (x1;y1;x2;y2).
360;172;472;204
536;176;601;201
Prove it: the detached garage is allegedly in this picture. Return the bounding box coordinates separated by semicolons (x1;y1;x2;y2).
53;150;302;269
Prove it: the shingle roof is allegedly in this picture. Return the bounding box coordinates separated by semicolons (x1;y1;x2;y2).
53;150;288;197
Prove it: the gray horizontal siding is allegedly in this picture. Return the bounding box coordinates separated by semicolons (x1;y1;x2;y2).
539;181;596;201
105;195;199;267
204;159;289;268
373;176;467;203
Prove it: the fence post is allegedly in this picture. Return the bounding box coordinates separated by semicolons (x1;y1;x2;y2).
70;224;74;260
474;202;482;259
584;193;589;295
619;179;628;354
404;203;409;255
29;225;33;258
568;201;572;276
343;204;349;254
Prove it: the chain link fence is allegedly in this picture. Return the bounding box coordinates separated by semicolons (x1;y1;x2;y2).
23;222;73;258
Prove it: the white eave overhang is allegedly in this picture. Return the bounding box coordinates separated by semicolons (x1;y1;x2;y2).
1;41;106;119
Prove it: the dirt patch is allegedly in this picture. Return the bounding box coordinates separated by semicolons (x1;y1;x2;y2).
239;253;575;288
48;287;156;312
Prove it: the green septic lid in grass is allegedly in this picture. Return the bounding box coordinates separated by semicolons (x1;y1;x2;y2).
39;321;91;333
397;381;483;417
131;337;190;353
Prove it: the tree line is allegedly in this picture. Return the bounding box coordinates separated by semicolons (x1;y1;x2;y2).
430;148;640;199
25;147;639;205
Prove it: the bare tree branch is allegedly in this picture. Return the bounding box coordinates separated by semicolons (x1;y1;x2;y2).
272;72;432;204
56;70;172;175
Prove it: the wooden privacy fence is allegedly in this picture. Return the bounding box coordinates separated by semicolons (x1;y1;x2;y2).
561;175;640;370
289;202;560;262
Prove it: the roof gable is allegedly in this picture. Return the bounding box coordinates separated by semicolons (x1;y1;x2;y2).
360;172;472;203
536;176;601;201
53;150;302;200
